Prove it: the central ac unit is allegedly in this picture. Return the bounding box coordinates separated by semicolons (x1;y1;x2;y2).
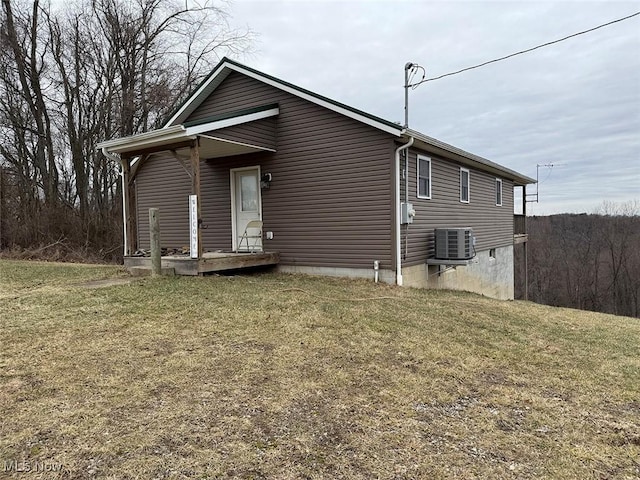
434;228;473;260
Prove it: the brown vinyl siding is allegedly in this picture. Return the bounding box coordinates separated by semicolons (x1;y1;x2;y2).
203;116;277;150
135;72;396;270
401;147;514;267
135;153;192;249
188;73;280;120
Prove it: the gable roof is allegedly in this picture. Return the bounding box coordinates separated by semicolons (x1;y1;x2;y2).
165;57;535;185
165;57;403;136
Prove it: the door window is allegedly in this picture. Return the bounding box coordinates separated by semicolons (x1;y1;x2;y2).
240;174;258;212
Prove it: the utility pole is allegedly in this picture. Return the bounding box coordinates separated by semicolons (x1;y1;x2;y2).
404;63;413;128
403;62;425;129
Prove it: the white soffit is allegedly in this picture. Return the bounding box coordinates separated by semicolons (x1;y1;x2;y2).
99;108;279;155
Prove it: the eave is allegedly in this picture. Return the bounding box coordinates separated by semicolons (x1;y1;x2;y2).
405;130;536;186
97;105;279;159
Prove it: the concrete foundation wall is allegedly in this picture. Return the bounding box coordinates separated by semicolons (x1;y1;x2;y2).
277;245;514;300
402;245;515;300
277;265;396;285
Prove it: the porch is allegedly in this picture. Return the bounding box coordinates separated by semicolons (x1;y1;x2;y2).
514;214;528;244
97;104;280;267
125;251;280;276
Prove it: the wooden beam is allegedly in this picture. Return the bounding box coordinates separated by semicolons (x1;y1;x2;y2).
122;156;138;256
198;252;280;273
122;157;131;255
169;149;193;178
190;140;202;258
129;154;149;181
118;139;195;158
130;148;193;183
124;252;281;276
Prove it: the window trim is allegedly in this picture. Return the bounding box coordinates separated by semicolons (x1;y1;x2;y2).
460;167;470;203
417;155;432;199
495;178;503;206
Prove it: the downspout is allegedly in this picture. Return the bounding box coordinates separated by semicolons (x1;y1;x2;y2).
405;141;410;260
394;136;414;286
102;147;127;257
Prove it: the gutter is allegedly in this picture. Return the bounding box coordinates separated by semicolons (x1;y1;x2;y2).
394;135;414;286
102;147;128;258
97;125;185;151
406;129;536;185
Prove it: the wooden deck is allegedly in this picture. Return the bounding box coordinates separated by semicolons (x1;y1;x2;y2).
124;251;280;276
514;234;529;245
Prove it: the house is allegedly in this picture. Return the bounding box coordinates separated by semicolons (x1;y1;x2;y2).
98;57;535;300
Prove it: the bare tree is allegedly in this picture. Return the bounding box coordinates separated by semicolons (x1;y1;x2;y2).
0;0;252;260
520;201;640;318
1;0;59;205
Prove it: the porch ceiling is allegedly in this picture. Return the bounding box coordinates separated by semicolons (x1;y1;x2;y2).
182;135;275;159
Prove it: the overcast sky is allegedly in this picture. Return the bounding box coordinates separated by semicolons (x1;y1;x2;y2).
228;0;640;215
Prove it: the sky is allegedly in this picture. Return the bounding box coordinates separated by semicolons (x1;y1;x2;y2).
227;0;640;215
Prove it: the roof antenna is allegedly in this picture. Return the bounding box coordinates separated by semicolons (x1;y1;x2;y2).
404;62;425;129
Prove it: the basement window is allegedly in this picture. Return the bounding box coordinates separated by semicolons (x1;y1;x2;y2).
496;178;503;206
417;155;432;199
489;248;496;259
460;168;470;203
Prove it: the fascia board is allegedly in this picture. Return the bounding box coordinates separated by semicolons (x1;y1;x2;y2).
106;132;194;155
228;63;402;136
408;132;536;185
97;125;186;151
165;59;402;137
163;65;231;127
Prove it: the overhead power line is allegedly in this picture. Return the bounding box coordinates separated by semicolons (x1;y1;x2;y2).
410;11;640;86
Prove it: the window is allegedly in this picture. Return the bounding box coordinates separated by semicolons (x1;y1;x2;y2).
460;168;470;203
240;174;258;211
495;178;503;206
489;248;496;259
417;155;431;199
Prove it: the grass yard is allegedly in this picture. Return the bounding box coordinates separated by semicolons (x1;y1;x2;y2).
1;260;639;479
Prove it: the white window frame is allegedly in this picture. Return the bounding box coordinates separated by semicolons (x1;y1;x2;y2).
417;155;432;199
460;167;470;203
496;178;503;206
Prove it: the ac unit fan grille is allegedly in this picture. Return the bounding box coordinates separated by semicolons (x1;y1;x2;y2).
434;228;473;260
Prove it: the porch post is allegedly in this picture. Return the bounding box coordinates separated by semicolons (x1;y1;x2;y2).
190;139;203;258
121;156;138;256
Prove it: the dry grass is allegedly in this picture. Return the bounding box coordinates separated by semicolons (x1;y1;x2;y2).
1;259;639;479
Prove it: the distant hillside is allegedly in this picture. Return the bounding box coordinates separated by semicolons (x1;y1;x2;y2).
515;212;640;318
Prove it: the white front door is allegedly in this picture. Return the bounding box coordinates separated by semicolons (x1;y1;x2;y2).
231;167;262;252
